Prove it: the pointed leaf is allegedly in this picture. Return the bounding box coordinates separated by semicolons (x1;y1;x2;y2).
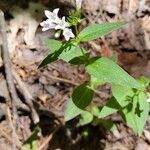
86;58;144;89
65;98;83;122
39;39;86;67
78;21;126;41
111;84;134;107
72;84;94;109
98;97;121;118
38;42;72;68
46;39;86;61
38;48;63;68
69;55;89;65
99;119;117;132
121;92;149;135
46;39;62;53
59;45;86;62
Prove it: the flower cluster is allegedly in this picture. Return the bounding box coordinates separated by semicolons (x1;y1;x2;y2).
40;8;75;41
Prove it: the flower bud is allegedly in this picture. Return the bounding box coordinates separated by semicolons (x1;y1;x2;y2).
75;0;82;9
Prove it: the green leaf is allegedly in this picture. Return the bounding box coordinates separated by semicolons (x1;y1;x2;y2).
121;92;149;135
59;45;86;62
46;39;62;53
78;21;127;41
137;92;149;134
69;54;89;65
65;98;83;122
21;126;40;150
38;41;70;68
137;76;150;88
111;84;135;107
72;84;94;109
38;39;62;68
38;48;63;68
98;97;121;118
86;58;144;89
79;111;93;126
99;119;117;132
47;39;87;62
39;39;86;67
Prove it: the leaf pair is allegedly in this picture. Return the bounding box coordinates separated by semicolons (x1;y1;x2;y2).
65;84;94;121
38;39;88;68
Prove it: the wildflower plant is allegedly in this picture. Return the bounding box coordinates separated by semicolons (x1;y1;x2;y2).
39;0;150;135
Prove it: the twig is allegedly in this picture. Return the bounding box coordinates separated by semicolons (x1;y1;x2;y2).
11;70;62;121
45;73;79;86
0;10;19;150
44;73;107;97
5;106;22;148
12;69;39;124
0;127;21;147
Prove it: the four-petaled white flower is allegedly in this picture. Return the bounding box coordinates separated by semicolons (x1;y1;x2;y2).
40;8;74;41
45;8;60;23
40;20;56;31
146;93;150;102
75;0;82;9
63;28;75;41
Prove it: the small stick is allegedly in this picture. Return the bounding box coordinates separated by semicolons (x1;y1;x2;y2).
12;69;39;124
44;73;107;97
6;106;22;148
0;127;21;147
0;10;18;150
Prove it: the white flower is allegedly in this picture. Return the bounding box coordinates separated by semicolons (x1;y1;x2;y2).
146;93;150;102
63;28;75;41
40;20;56;31
40;8;75;41
55;17;69;30
75;0;82;9
44;8;60;23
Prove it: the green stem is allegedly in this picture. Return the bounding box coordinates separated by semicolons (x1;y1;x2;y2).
81;47;89;61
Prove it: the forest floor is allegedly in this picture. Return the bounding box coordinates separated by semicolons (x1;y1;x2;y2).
0;0;150;149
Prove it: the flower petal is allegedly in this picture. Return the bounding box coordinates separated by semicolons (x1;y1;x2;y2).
45;9;60;23
40;19;56;31
63;28;75;41
42;27;50;32
44;10;53;19
53;8;59;16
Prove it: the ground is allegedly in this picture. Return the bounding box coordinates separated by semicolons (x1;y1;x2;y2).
0;0;150;149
